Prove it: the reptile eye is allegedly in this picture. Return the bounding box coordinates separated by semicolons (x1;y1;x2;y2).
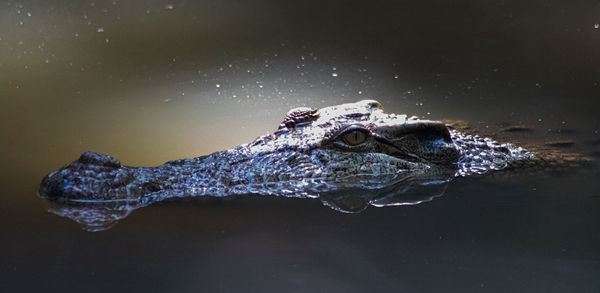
342;129;368;146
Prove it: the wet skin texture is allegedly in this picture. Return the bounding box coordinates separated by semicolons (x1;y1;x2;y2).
39;100;536;204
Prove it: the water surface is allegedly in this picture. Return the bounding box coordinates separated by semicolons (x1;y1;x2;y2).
1;0;599;292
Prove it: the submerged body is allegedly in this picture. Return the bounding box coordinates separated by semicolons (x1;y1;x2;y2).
40;100;582;230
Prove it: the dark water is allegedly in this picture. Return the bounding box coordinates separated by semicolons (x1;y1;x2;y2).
2;0;600;292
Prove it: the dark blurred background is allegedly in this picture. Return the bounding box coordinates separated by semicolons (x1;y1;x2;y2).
1;1;599;292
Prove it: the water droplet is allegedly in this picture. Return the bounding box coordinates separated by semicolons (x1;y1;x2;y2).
331;73;338;77
393;75;399;79
97;27;104;33
358;90;362;95
215;84;220;88
105;38;109;43
165;4;174;10
27;12;31;17
595;23;599;29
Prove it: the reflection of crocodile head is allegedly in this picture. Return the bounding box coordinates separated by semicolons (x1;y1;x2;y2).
39;100;537;231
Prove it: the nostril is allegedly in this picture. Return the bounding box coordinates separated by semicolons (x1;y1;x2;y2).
77;151;121;168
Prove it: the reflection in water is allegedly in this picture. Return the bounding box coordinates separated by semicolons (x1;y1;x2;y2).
44;200;133;232
42;173;452;232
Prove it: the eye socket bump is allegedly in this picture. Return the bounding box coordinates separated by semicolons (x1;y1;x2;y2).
342;129;369;146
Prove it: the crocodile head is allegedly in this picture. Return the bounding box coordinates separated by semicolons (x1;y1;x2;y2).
233;100;460;191
40;99;537;230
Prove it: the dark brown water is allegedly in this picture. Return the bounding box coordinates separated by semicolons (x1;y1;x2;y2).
1;0;600;292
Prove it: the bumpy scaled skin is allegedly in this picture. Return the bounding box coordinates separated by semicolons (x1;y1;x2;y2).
40;100;533;205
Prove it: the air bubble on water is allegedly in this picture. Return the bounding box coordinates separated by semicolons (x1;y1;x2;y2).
393;75;399;79
595;24;599;29
27;12;31;17
165;4;174;10
358;90;363;95
332;67;337;71
538;118;542;122
331;73;338;77
97;27;104;32
215;84;220;88
105;38;109;43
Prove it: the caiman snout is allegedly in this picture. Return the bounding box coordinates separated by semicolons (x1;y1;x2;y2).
39;151;134;202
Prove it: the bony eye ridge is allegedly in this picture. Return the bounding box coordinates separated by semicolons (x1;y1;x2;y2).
342;129;369;146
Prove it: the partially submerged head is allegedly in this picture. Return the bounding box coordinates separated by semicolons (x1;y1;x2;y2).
251;99;459;167
234;100;460;190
